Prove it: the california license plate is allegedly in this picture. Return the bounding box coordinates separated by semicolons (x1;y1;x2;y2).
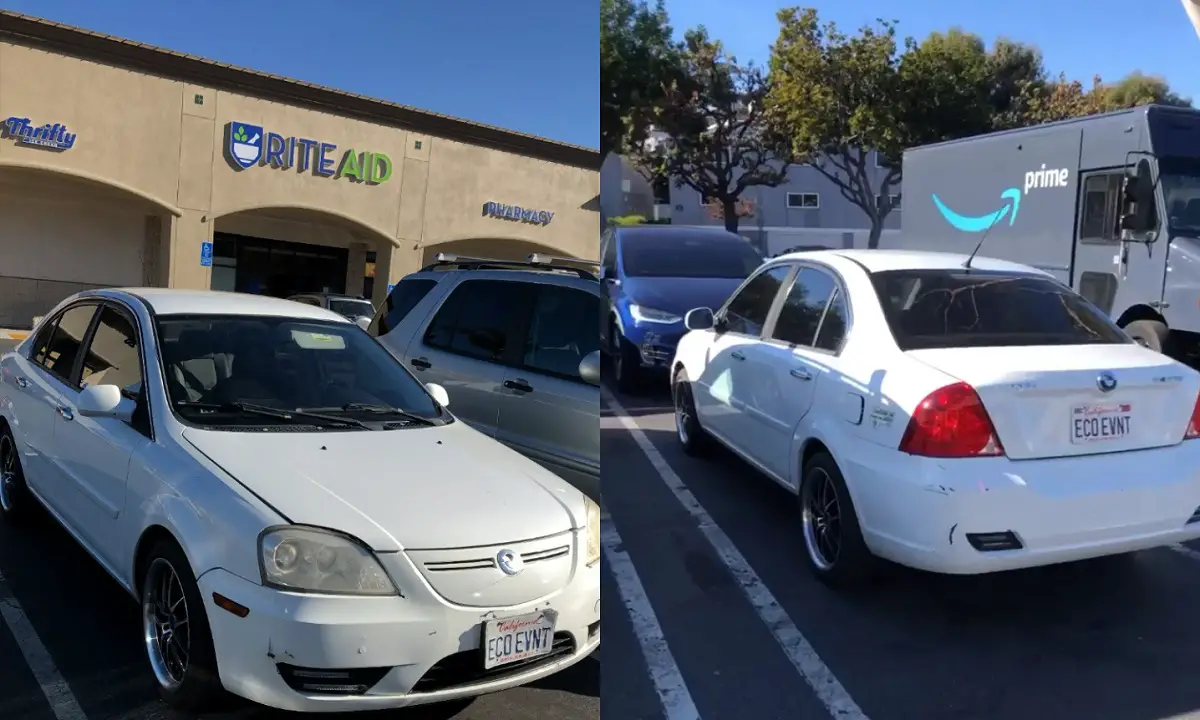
1070;402;1132;444
482;610;557;670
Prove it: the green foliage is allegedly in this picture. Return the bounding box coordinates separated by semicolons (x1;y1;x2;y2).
600;0;680;157
632;27;789;233
608;214;651;226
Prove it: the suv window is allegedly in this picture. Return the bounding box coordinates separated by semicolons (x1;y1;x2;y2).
523;285;600;381
370;278;438;337
871;269;1129;350
424;279;530;363
771;268;836;347
39;304;98;383
722;266;792;336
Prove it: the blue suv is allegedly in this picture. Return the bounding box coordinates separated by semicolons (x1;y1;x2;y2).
599;226;763;392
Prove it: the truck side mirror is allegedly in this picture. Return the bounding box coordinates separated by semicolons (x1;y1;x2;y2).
1119;158;1157;236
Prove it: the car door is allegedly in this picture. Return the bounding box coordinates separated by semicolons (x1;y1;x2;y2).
497;281;601;499
51;302;154;567
404;277;534;437
694;264;793;455
749;266;844;485
5;303;100;510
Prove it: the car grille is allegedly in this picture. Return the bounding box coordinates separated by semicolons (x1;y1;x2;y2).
410;631;576;694
422;545;569;572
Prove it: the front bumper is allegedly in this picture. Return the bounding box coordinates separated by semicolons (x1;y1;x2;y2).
624;325;683;369
198;551;600;712
844;437;1200;574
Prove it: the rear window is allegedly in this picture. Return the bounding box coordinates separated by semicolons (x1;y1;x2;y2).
870;269;1130;350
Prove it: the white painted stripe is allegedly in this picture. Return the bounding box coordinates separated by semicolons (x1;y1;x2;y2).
602;513;702;720
0;570;89;720
1169;543;1200;563
604;389;869;720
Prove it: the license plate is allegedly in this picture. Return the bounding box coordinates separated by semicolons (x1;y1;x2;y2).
1070;402;1133;444
482;610;557;670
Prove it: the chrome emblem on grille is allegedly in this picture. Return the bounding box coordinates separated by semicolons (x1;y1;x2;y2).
1097;372;1118;393
496;549;524;576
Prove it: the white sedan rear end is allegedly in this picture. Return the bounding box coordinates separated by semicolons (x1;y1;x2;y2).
669;249;1200;585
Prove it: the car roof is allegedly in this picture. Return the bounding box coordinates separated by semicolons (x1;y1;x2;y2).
774;248;1051;276
90;288;351;322
407;267;599;292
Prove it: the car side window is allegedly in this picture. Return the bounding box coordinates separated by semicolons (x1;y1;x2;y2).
290;296;321;307
771;268;836;347
424;279;530;363
28;315;61;365
522;285;600;381
371;278;438;337
38;304;98;384
79;305;152;436
813;289;849;351
722;265;792;337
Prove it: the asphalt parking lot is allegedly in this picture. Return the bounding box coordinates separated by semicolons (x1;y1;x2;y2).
0;338;598;720
600;378;1200;720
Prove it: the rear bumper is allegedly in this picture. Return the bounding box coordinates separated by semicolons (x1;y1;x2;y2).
843;439;1200;574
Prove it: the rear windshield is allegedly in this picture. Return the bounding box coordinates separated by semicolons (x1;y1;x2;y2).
328;299;374;318
621;234;762;279
870;269;1130;350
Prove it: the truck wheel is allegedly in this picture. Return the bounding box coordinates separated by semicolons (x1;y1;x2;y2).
1124;319;1169;353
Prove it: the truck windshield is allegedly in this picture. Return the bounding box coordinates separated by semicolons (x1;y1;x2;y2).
869;269;1130;351
1160;156;1200;235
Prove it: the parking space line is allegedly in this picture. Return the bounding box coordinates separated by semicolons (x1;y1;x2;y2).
1169;544;1200;563
602;513;701;720
604;389;870;720
0;571;88;720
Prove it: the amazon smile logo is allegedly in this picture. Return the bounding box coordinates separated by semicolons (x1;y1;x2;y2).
932;164;1070;233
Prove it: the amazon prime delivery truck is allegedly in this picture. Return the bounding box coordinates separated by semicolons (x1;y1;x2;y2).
896;104;1200;359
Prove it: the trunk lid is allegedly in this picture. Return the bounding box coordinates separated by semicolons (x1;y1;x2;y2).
906;344;1199;460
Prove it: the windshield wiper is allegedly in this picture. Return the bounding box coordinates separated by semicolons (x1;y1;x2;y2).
298;402;438;426
174;401;371;429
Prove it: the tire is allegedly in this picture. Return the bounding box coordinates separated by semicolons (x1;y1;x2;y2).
610;318;644;395
672;367;713;457
798;452;876;587
1124;319;1169;354
0;425;32;525
141;539;223;713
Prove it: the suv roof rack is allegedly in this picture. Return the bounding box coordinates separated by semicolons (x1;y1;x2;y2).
420;252;600;280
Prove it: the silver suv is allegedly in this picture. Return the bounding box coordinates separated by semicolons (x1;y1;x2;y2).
369;253;600;499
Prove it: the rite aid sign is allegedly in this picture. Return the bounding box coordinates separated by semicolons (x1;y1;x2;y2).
225;121;392;184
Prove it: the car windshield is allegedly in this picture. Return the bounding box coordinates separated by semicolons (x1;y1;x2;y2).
1160;156;1200;236
328;298;374;318
870;269;1130;350
621;234;763;278
156;315;445;429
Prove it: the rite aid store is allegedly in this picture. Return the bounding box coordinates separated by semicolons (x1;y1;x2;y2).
0;11;600;328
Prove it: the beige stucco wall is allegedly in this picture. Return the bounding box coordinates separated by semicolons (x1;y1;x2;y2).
0;38;599;320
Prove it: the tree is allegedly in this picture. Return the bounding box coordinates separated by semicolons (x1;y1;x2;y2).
600;0;680;158
632;27;789;233
984;39;1046;130
1022;71;1191;124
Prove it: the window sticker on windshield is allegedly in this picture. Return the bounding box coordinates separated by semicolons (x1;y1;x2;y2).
290;330;346;350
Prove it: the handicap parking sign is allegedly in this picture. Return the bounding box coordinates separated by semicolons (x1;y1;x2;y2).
200;241;213;267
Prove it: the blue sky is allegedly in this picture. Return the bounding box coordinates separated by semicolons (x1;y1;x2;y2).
0;0;599;149
666;0;1200;102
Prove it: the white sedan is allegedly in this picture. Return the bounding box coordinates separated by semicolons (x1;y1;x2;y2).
0;289;600;713
670;249;1200;585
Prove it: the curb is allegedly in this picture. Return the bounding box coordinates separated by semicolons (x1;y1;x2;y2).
0;330;29;341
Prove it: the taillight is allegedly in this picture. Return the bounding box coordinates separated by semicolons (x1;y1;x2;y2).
899;382;1004;458
1185;392;1200;439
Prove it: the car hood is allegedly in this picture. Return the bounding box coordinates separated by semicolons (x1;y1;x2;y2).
622;276;746;316
182;421;585;552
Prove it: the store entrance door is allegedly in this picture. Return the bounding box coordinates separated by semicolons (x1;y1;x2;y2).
212;233;349;297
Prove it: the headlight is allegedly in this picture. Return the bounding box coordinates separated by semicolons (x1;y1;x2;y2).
258;526;398;596
629;304;682;324
585;497;601;567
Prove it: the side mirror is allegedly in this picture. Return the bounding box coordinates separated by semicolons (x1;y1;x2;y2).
1120;158;1157;235
354;316;371;331
426;382;450;408
684;307;715;331
77;384;134;422
578;350;601;386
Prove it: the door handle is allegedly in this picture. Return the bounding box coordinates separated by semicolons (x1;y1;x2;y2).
57;406;74;421
503;379;534;393
410;357;432;370
14;377;28;389
790;367;813;381
730;350;746;361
